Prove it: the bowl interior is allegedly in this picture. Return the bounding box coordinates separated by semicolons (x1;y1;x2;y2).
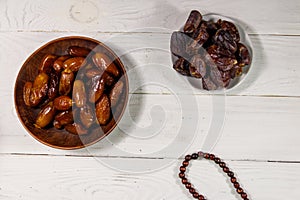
14;36;128;149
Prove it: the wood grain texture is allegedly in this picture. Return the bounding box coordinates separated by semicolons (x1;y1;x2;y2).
0;32;300;97
0;155;299;200
1;0;300;199
1;95;300;162
0;0;299;34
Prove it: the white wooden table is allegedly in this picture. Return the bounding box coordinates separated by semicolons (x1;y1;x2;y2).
1;0;300;199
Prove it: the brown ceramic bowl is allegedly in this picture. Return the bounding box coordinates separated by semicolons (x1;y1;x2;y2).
14;36;129;150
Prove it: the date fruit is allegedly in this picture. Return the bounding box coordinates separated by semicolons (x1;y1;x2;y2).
35;101;56;128
30;72;49;107
109;81;124;107
53;55;71;72
53;110;74;129
23;82;32;106
93;53;120;77
65;123;88;135
72;80;86;108
39;54;57;74
79;105;95;128
63;57;86;72
67;46;91;57
53;95;72;111
96;94;111;125
184;10;202;34
22;44;126;138
171;10;251;90
59;69;74;95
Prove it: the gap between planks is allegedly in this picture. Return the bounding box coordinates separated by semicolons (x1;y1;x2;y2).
2;153;300;164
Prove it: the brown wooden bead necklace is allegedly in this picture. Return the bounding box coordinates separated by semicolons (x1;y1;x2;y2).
179;151;249;200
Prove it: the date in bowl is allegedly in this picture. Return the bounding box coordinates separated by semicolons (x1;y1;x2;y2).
171;11;253;91
14;36;129;150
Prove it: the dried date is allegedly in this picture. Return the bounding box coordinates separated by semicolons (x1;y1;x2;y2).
189;54;206;78
184;10;202;34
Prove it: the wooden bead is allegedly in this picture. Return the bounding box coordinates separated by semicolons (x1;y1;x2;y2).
237;187;244;194
180;166;186;172
185;155;191;161
191;153;199;159
198;151;204;157
185;182;192;189
192;192;199;198
189;188;195;194
179;173;185;178
214;157;221;164
223;167;229;173
182;161;189;167
179;152;249;200
233;182;240;188
241;192;247;199
182;178;188;184
227;171;234;177
204;153;210;159
219;162;226;168
231;177;237;183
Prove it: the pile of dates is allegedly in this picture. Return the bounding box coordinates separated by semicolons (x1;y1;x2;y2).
171;10;251;90
23;46;124;135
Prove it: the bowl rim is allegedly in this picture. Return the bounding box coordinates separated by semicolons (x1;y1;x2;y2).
14;35;129;150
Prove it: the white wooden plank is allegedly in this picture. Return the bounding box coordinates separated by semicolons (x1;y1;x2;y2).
0;32;300;97
0;155;299;200
1;94;300;162
0;0;299;34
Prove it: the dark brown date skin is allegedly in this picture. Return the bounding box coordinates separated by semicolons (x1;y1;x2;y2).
186;23;209;55
184;10;202;34
35;101;56;128
189;54;206;78
173;57;190;76
230;65;243;78
39;54;57;74
53;55;71;72
210;66;225;88
65;123;88;135
53;110;74;129
79;105;95;128
67;46;91;57
29;72;49;107
59;69;74;95
236;43;251;67
217;19;240;42
92;53;120;77
47;71;60;100
72;80;86;108
53;95;72;111
171;31;188;58
220;70;231;87
202;77;217;90
85;68;104;79
89;75;105;103
63;57;86;72
214;29;237;53
213;57;238;71
96;94;111;125
23;82;32;106
192;22;210;46
109;81;124;107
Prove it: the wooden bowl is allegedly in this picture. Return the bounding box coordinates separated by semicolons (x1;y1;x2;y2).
14;36;129;150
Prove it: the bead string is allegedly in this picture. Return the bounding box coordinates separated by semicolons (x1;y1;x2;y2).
179;151;249;200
